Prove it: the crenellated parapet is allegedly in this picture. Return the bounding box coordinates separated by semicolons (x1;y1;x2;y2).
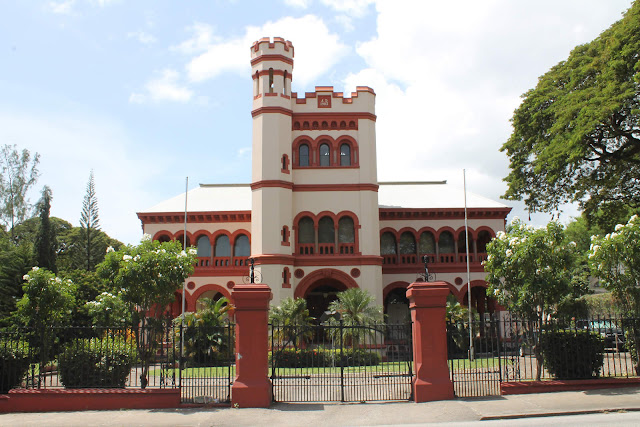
291;86;376;124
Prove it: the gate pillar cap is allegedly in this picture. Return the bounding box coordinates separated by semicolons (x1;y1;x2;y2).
407;282;449;308
232;283;272;309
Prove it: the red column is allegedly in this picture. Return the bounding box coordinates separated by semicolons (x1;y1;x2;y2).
407;281;454;402
231;283;272;408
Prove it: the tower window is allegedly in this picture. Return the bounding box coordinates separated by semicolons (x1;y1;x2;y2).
299;144;309;167
268;68;274;93
283;70;288;95
319;143;330;166
340;143;351;166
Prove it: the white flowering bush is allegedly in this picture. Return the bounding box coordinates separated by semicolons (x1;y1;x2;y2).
96;236;196;388
85;291;131;326
16;267;76;329
484;219;585;380
588;215;640;313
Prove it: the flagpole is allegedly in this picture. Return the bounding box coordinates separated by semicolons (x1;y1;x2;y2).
464;169;474;361
180;177;188;382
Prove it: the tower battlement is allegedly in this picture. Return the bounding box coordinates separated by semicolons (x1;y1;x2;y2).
292;86;376;105
250;37;294;61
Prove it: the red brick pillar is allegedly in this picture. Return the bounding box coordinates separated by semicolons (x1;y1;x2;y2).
407;281;454;402
231;284;272;408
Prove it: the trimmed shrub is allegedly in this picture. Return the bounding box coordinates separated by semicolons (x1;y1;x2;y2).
58;336;137;388
269;348;331;368
269;347;382;368
0;340;30;394
539;330;605;379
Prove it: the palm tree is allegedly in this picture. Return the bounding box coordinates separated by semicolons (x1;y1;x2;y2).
269;297;314;349
325;288;384;347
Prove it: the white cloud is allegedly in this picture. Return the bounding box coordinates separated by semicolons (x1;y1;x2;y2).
127;30;156;45
171;22;217;55
283;0;311;9
130;69;193;104
0;110;165;245
320;0;374;17
183;15;349;87
345;0;634;226
48;0;76;15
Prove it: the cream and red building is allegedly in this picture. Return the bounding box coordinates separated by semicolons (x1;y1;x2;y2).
137;38;511;322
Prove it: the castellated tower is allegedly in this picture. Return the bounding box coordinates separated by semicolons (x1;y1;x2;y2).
250;37;382;309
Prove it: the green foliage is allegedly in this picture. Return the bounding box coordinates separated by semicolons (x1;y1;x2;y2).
325;288;384;347
0;339;30;393
16;267;75;329
58;336;137;388
501;2;640;216
539;330;605;379
0;145;40;239
79;170;101;271
589;214;640;316
177;297;233;366
582;293;624;317
33;186;57;273
57;226;123;273
269;347;381;368
96;236;196;388
86;291;132;326
97;236;197;321
0;243;32;325
269;297;314;348
485;219;586;322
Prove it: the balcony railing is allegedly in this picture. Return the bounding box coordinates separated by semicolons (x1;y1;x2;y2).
382;252;488;267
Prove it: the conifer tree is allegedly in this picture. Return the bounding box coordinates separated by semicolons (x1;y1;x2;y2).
80;170;101;271
33;186;57;272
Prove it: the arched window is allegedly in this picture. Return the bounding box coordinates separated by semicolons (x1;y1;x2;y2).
297;217;315;243
214;235;230;257
419;231;436;254
380;232;397;255
255;71;260;96
438;231;455;254
319;143;330;166
299;144;309;167
477;230;492;253
196;290;224;312
338;217;355;243
340;143;351;166
457;231;472;253
318;217;335;243
268;68;274;93
234;234;250;257
399;232;416;254
196;235;211;257
156;234;171;243
283;70;288;95
177;234;191;248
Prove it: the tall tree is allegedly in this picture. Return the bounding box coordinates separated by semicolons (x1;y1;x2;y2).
501;2;640;216
79;170;101;270
33;186;57;272
0;145;40;240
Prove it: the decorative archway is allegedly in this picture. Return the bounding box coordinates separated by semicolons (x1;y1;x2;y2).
294;268;359;322
188;284;233;312
293;268;358;299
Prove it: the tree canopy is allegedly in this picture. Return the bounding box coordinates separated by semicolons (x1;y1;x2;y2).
0;145;40;238
502;2;640;215
80;170;101;271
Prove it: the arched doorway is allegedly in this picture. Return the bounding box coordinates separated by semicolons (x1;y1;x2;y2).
304;278;348;321
384;287;410;324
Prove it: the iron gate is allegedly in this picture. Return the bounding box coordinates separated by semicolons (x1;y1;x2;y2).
177;322;235;404
270;321;413;402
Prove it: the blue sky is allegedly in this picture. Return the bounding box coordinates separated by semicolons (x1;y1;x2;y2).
0;0;634;244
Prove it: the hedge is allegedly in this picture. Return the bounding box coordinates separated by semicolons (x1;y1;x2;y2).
539;329;604;379
269;347;381;368
58;336;138;388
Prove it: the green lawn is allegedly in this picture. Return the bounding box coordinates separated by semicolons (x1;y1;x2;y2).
448;357;507;369
152;361;413;378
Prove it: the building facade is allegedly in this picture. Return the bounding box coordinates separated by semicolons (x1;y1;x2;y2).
137;38;511;321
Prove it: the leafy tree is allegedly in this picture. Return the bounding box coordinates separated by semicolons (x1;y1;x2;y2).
57;226;122;272
269;297;314;349
0;145;40;239
33;186;57;272
501;2;640;216
325;288;384;347
79;170;101;271
484;218;587;380
85;290;131;326
97;235;197;388
177;297;233;365
0;243;32;325
589;214;640;372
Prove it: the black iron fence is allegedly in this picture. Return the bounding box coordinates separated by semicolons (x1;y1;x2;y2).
0;321;235;404
269;321;413;402
447;314;640;397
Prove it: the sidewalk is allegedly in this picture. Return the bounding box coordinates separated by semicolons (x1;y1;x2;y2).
1;387;639;426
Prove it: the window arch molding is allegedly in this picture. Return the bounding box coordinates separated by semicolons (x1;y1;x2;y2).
292;210;361;256
454;226;477;240
153;230;174;242
291;135;359;169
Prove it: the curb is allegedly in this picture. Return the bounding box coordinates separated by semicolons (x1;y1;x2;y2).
480;407;640;421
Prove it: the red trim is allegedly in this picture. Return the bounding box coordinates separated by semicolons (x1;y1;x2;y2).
188;283;233;311
291;86;375;104
0;389;180;413
293;268;359;299
138;211;251;224
250;38;294;55
380;207;511;221
251;180;293;190
294;255;382;266
254;68;288;77
253;254;295;265
292;134;360;169
293;184;377;192
501;378;640;395
251;107;293;117
282;267;291;288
